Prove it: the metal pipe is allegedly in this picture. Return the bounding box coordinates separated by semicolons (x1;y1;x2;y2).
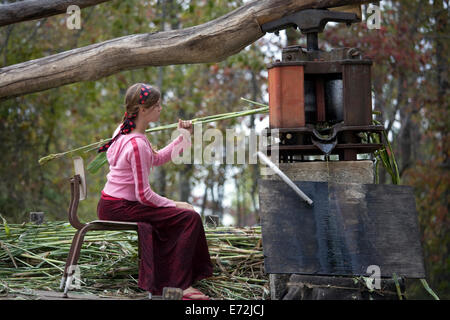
257;152;314;206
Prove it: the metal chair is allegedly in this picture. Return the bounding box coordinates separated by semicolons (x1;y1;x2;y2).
60;156;140;297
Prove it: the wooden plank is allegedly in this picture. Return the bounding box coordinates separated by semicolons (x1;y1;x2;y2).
264;161;374;184
0;290;148;300
343;63;372;125
258;180;425;278
268;65;305;128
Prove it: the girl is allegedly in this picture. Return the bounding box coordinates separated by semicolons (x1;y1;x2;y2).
96;83;213;300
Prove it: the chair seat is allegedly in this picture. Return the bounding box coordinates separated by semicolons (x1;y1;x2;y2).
87;220;139;230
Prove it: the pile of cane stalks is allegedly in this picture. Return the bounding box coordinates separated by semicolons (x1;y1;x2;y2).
0;219;268;300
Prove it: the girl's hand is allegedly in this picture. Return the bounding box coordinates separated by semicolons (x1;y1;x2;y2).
178;119;193;135
174;201;195;211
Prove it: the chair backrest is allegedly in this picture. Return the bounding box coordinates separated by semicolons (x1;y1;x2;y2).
73;156;87;201
68;157;87;230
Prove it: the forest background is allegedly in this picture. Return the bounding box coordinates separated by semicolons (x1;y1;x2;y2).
0;0;448;298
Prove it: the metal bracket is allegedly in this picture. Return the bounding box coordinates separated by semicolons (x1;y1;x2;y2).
261;9;360;34
261;9;360;51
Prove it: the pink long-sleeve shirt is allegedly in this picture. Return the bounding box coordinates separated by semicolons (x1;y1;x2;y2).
102;124;191;208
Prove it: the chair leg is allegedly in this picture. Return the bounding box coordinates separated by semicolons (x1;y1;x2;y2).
62;224;141;297
60;229;82;290
63;226;90;296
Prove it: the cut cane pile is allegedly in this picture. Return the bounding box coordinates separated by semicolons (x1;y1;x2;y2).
0;220;268;300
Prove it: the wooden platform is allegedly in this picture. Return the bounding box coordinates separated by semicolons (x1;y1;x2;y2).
0;290;148;300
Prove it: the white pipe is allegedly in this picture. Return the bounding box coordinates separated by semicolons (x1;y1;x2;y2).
257;151;314;206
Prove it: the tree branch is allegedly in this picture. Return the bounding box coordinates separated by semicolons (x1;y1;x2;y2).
0;0;371;101
0;0;111;27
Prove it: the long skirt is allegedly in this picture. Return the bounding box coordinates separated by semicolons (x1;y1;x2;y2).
97;196;213;295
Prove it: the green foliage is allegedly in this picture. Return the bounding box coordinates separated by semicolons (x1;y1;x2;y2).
87;152;108;174
371;118;401;185
0;220;267;300
0;0;268;227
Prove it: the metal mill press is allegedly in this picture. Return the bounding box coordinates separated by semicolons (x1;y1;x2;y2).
262;8;384;162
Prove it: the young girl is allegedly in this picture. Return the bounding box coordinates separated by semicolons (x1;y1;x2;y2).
96;83;213;300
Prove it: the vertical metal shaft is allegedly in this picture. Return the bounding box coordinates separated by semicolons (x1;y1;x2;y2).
307;32;319;51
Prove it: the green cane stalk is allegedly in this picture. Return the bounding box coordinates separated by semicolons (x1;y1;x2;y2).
0;220;267;300
38;99;268;174
371;118;401;185
420;278;440;300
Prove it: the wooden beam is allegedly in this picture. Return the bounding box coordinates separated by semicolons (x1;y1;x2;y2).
0;0;373;101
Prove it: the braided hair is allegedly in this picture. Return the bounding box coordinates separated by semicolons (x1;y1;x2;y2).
98;83;161;153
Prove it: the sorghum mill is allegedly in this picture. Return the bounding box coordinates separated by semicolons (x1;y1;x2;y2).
257;7;425;300
264;8;384;162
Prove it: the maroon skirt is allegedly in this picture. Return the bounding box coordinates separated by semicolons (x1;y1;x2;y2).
97;194;213;295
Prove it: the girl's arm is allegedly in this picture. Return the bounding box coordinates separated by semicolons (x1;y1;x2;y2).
127;138;176;207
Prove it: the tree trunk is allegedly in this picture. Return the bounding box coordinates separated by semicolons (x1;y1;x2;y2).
372;77;387;184
397;1;423;177
153;0;169;199
434;0;448;117
200;183;209;219
235;175;241;227
249;70;261;217
215;165;226;221
0;0;372;101
179;165;192;202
